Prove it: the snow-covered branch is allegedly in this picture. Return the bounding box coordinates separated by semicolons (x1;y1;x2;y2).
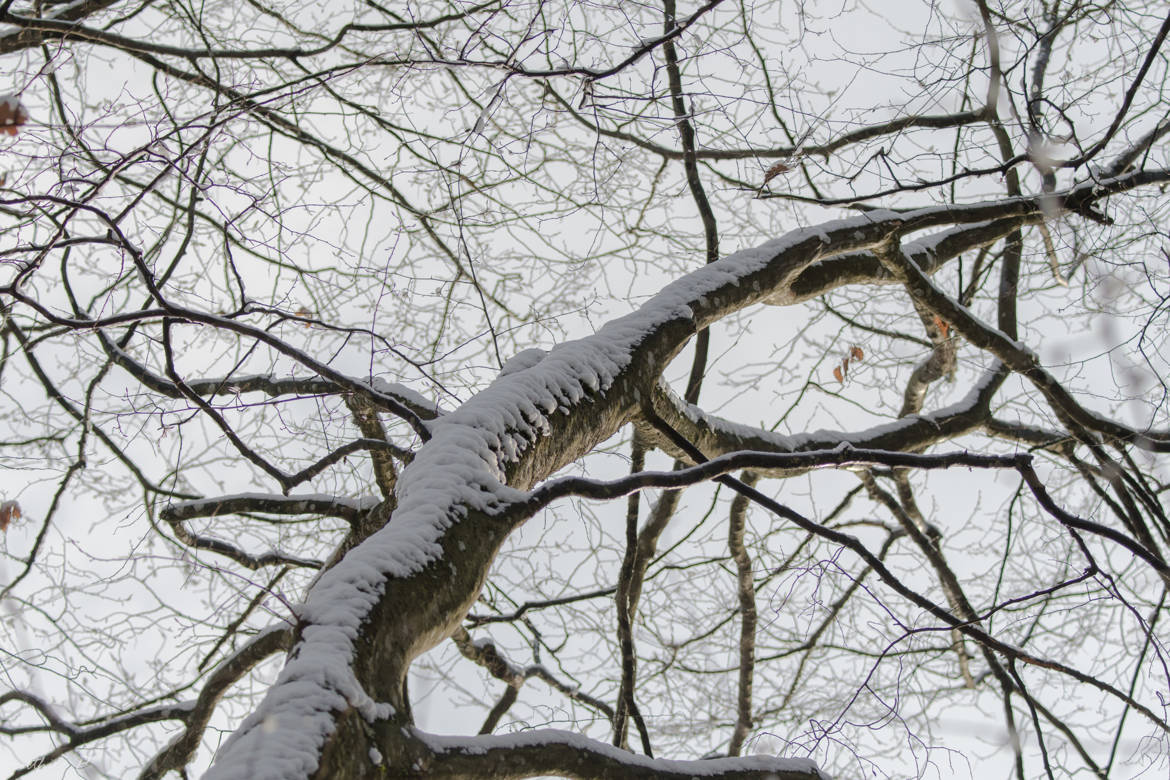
411;729;828;780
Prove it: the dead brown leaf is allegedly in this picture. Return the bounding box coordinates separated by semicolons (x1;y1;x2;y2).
0;500;22;532
0;96;28;136
763;161;792;185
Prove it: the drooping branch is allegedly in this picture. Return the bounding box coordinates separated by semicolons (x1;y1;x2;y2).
6;286;437;441
639;366;1004;468
528;446;1029;511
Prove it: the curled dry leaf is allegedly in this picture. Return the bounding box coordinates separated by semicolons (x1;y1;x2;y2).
0;95;28;136
833;345;865;383
763;160;792;185
0;500;21;532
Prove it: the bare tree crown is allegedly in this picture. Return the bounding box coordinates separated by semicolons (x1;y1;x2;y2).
0;1;1168;778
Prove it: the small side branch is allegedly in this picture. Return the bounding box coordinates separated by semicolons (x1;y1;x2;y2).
613;435;652;754
451;627;614;734
2;696;188;780
138;626;294;780
727;471;758;756
159;493;365;570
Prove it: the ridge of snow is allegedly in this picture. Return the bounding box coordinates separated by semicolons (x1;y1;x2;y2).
420;729;831;778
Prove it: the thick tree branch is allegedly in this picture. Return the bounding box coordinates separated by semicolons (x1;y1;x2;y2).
407;729;826;780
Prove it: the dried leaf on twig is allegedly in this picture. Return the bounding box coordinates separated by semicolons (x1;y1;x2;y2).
0;500;21;531
0;95;28;136
762;160;792;185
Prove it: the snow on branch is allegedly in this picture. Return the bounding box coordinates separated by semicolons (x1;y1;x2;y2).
775;216;1025;305
161;493;380;524
413;728;828;780
641;368;1005;465
159;493;380;570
